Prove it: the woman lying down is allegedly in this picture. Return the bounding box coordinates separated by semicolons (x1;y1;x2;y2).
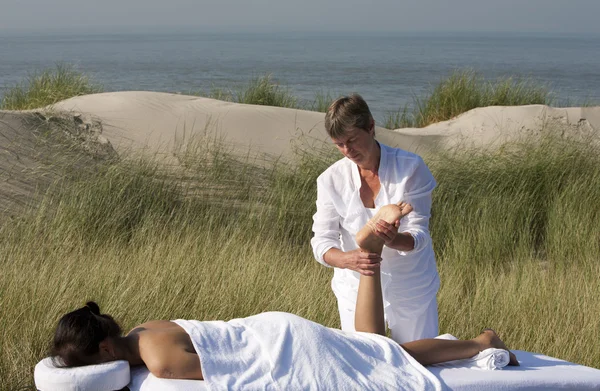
51;202;518;390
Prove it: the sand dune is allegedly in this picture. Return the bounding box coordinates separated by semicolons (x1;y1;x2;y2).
51;92;600;158
50;91;437;158
2;91;599;215
0;111;115;216
398;104;600;149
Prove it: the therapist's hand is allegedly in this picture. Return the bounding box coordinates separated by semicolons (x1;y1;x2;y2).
374;219;400;245
342;249;382;276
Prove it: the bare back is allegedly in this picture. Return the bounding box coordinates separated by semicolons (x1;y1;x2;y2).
128;320;204;380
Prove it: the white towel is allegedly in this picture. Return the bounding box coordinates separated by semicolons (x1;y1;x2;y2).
433;334;510;370
173;312;442;391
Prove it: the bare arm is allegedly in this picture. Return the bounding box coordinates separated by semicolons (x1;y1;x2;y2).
146;349;204;380
147;351;204;380
141;333;204;380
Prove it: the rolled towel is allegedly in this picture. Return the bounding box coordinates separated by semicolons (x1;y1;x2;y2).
432;334;510;370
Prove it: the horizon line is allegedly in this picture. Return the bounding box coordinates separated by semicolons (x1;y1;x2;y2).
1;26;599;37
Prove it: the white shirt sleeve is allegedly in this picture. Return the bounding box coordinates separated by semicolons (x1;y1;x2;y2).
399;156;436;254
310;175;342;267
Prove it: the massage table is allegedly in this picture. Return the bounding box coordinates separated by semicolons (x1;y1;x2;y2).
126;350;600;390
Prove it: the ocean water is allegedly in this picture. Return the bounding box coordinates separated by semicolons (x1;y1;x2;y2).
1;31;599;122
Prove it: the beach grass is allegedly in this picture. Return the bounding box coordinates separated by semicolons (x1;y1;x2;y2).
307;90;337;113
1;124;599;389
197;74;299;109
201;77;337;112
235;74;298;108
0;64;102;111
384;69;553;128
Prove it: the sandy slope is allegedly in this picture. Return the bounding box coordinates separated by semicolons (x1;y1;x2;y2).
397;104;600;149
0;111;116;216
50;91;436;158
51;92;599;158
2;91;599;216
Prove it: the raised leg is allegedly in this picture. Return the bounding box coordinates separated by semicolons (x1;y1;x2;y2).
354;201;413;336
353;201;518;366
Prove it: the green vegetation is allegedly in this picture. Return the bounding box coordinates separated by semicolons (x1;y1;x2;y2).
384;69;552;128
308;90;337;113
201;75;337;112
199;74;298;109
0;64;102;111
235;74;298;108
1;126;599;389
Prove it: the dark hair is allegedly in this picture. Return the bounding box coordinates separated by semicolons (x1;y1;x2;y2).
324;94;374;139
51;301;122;367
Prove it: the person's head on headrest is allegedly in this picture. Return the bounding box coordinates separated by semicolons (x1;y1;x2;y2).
51;301;122;367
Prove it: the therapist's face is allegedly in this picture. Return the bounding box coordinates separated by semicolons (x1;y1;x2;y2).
331;122;377;166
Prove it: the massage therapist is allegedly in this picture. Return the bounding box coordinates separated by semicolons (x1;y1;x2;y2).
311;94;440;343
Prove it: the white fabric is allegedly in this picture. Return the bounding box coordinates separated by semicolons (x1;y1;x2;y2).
171;312;442;391
311;142;440;340
128;351;600;391
431;350;600;391
129;366;209;391
126;336;600;391
432;333;509;370
433;348;510;371
34;357;130;391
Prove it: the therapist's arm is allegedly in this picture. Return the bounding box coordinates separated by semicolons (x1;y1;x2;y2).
387;231;415;251
311;176;381;274
373;156;435;253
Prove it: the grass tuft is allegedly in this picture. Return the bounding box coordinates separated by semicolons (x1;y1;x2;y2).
1;64;102;110
385;69;552;128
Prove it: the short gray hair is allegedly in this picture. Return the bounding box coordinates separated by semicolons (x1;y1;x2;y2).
324;94;374;139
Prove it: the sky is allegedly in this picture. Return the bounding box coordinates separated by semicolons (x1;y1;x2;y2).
2;0;600;35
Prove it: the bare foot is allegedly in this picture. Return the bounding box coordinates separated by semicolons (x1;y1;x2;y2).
475;329;519;366
396;201;413;218
355;202;413;253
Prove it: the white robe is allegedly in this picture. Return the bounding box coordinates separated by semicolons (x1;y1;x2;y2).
311;142;440;338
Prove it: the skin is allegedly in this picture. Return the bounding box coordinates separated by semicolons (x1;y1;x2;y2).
96;321;204;380
323;120;415;276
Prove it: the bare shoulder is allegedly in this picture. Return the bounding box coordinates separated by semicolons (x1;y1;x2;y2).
127;320;178;335
134;321;197;354
133;322;204;380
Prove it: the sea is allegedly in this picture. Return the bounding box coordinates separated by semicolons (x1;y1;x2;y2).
1;30;599;122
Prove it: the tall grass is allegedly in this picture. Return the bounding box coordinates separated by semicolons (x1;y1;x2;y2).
385;69;553;128
200;77;337;112
307;90;337;113
1;125;599;389
1;64;102;110
197;74;299;109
